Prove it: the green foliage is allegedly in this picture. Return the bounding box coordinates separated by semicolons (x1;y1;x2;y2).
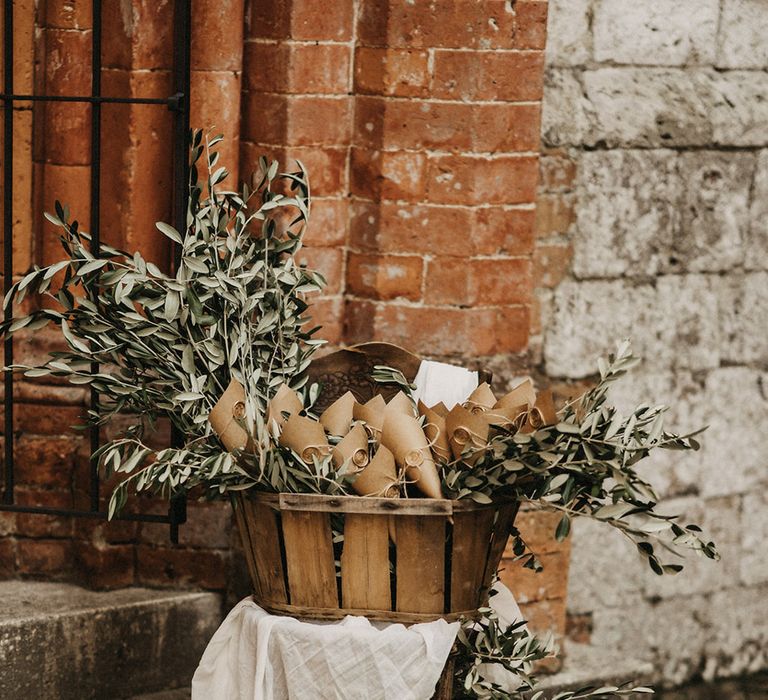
439;341;719;576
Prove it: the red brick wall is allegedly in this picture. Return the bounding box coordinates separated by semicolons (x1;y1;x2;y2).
1;0;559;615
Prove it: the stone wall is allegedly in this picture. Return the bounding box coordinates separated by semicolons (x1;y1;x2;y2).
540;0;768;685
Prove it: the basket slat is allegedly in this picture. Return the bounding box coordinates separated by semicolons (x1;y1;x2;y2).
341;514;392;610
279;492;453;515
241;498;288;604
481;501;520;592
233;498;261;596
281;510;338;608
395;515;446;614
450;508;496;611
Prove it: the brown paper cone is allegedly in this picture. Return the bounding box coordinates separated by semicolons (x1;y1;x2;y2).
381;412;442;499
279;414;330;462
484;403;528;431
332;424;370;472
385;390;417;418
495;378;536;411
464;382;497;414
353;394;386;438
446;404;490;464
319;391;356;436
418;400;452;464
351;446;399;498
429;401;449;418
209;378;249;452
520;389;558;433
267;383;304;427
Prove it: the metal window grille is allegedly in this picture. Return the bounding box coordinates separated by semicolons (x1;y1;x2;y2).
1;0;192;542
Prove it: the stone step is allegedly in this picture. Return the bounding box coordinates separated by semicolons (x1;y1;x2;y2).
0;580;221;700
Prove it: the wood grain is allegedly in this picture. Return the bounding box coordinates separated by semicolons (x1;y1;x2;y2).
450;508;496;611
341;514;392;611
396;515;446;614
242;497;289;605
281;510;338;608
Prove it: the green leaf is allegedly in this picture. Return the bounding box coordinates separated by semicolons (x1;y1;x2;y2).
555;515;570;541
156;221;184;244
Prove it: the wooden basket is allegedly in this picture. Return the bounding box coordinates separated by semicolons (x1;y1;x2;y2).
233;491;519;623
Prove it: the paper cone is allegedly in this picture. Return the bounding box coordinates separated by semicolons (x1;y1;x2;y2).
381;411;442;499
351;446;399;498
320;391;355;436
484;403;528;431
332;424;370;472
520;390;557;433
209;379;249;452
267;383;304;427
430;401;448;418
353;394;386;438
279;414;330;462
464;382;497;414
418;400;452;464
446;404;490;464
385;390;417;418
495;378;536;411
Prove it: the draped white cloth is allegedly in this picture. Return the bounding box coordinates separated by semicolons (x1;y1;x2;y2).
191;601;459;700
411;359;479;410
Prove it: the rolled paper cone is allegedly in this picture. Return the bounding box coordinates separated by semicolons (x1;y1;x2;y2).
385;390;416;418
352;446;399;498
464;382;497;414
430;401;448;418
353;394;386;438
381;411;442;499
495;378;536;411
209;378;249;452
267;383;303;427
418;400;452;464
520;390;558;433
484;403;528;431
320;391;356;436
445;404;490;464
332;424;370;472
279;414;330;462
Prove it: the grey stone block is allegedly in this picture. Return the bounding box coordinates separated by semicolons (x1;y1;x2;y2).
0;581;222;700
541;68;596;148
545;0;593;67
573;149;680;278
717;272;768;364
741;491;768;586
710;71;768;147
593;0;718;66
717;0;768;69
747;150;768;270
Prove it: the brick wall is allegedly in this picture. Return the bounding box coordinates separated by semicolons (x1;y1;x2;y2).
0;0;566;635
541;0;768;686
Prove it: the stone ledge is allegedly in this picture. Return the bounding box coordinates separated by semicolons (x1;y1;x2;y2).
0;580;222;700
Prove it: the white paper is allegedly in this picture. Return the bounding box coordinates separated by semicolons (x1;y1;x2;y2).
412;360;479;411
191;600;459;700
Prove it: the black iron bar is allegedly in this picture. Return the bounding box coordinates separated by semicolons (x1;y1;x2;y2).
0;503;176;523
3;1;14;505
0;93;178;105
88;0;102;512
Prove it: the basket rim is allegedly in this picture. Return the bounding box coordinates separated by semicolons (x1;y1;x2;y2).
238;490;517;515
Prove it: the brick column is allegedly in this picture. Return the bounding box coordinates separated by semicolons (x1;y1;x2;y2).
345;1;547;367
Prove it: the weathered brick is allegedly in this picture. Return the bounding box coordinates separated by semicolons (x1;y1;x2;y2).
296;247;345;295
14;488;73;539
191;0;245;71
344;301;529;357
426;154;539;205
357;0;534;50
350;202;534;257
241;142;347;197
0;538;16;577
136;545;229;590
517;597;567;637
534;243;572;289
247;0;353;41
74;541;136;589
424;257;531;306
350;149;427;202
304;198;348;248
501;550;570;604
306;296;344;345
539;151;577;193
346;253;423;301
101;0;173;70
17;538;74;576
535;193;575;237
432;50;544;102
40;163;91;266
12;434;79;489
472;103;541;153
243;93;351;147
243;42;351;94
354;47;430;97
593;0;718;66
42;0;92;29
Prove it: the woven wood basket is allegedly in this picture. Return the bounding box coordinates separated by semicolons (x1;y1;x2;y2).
233;491;519;623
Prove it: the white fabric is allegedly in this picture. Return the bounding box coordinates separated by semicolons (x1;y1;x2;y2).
191;600;459;700
411;359;478;410
477;583;525;691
